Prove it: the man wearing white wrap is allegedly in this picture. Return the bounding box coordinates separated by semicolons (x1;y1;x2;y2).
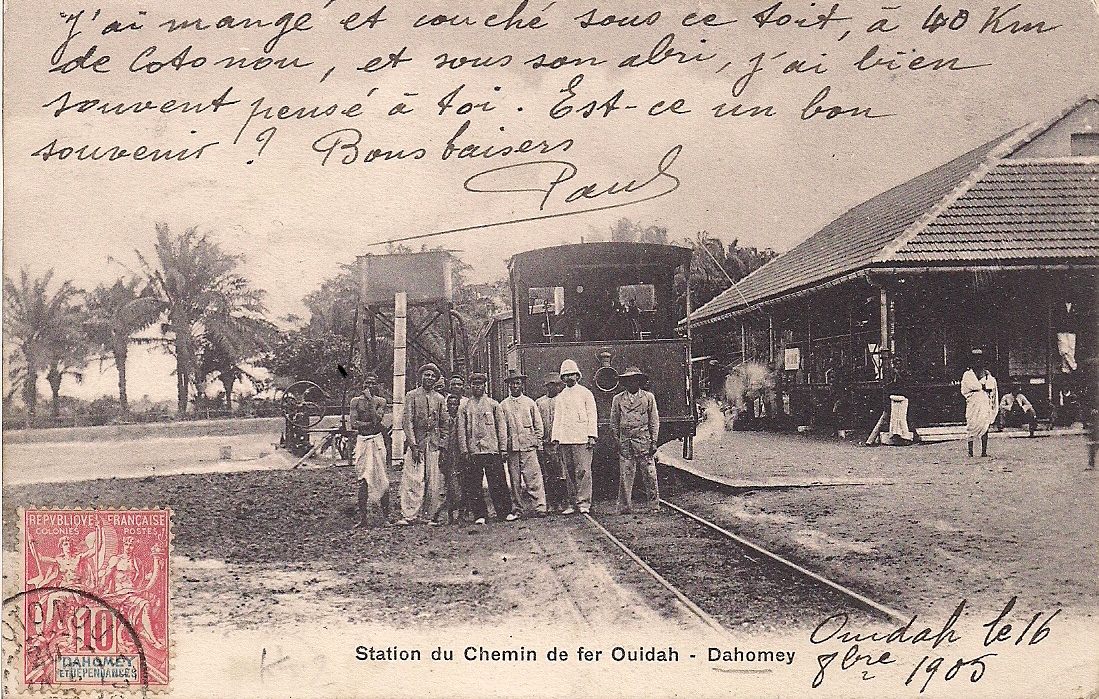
350;374;389;527
399;363;445;525
961;349;998;458
551;359;598;515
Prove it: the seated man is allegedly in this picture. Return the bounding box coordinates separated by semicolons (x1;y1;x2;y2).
998;385;1039;437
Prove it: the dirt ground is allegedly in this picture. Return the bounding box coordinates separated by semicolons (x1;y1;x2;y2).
2;462;703;634
5;426;1095;628
596;509;881;633
659;427;1099;620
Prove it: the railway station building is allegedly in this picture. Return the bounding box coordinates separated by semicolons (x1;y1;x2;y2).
687;96;1099;431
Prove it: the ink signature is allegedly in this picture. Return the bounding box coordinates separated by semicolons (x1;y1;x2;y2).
372;144;682;246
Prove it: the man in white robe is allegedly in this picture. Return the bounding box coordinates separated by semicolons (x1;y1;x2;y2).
961;349;998;457
399;363;445;525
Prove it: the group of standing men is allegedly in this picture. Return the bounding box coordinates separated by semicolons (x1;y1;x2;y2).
347;358;661;527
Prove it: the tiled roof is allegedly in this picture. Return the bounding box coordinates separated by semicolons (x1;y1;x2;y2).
690;97;1099;325
688;131;1016;323
891;160;1099;262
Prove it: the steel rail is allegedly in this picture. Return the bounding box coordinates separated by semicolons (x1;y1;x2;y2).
658;498;910;624
582;513;729;636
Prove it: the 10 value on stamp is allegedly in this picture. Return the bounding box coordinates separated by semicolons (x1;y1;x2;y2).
18;508;170;690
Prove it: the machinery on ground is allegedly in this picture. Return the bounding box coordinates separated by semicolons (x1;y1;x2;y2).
277;381;357;466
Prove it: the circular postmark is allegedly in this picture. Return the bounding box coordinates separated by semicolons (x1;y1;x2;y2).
3;587;150;697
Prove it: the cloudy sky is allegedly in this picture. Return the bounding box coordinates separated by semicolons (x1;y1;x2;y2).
5;0;1098;401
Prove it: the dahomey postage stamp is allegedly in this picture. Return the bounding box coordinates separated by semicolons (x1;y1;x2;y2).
17;509;170;690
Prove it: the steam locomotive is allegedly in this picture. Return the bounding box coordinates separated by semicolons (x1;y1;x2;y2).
476;242;697;491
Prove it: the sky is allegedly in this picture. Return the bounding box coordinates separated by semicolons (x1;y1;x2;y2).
4;0;1098;402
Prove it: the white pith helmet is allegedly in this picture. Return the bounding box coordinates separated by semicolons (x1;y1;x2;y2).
559;359;582;378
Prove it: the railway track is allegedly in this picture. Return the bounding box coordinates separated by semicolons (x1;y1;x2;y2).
584;498;908;635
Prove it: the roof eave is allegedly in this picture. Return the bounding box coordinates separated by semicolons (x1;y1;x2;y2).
683;269;875;327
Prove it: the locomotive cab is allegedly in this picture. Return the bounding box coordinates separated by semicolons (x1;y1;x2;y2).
500;242;696;497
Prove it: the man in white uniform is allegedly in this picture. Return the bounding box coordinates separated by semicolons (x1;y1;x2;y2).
551;359;598;515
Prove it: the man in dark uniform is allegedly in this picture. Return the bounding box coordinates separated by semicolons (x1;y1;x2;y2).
458;372;515;524
536;372;567;513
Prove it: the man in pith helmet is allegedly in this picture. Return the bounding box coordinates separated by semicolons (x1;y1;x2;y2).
551;359;598;515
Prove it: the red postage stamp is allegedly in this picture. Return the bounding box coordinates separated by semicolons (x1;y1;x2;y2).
19;508;170;690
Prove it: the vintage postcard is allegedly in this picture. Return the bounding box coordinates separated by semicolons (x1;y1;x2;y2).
2;0;1097;697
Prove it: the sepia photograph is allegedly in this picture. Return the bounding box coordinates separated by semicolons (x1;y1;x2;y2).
2;0;1097;696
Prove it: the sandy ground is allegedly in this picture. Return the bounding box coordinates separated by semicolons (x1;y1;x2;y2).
3;463;697;631
3;460;728;697
660;428;1098;620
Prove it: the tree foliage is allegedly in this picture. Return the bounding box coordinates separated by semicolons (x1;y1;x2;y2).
136;224;270;415
609;217;669;244
263;247;509;404
262;331;353;399
84;277;160;415
678;231;778;310
197;312;278;411
3;268;86;424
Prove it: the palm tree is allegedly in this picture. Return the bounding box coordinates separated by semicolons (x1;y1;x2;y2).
84;278;160;417
198;313;278;412
137;224;270;415
3;269;83;425
43;319;91;419
677;232;778;309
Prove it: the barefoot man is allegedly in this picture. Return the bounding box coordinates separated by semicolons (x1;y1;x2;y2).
351;373;390;527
